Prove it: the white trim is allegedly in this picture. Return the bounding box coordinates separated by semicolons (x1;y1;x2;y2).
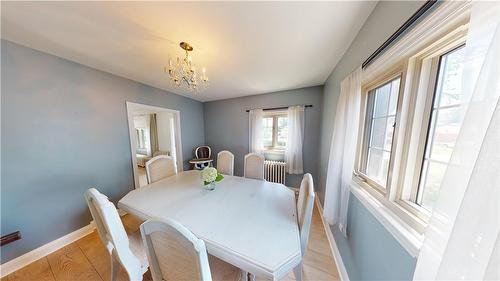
117;208;128;217
0;211;128;278
0;223;95;277
363;1;471;84
126;101;184;189
315;196;349;281
349;182;423;257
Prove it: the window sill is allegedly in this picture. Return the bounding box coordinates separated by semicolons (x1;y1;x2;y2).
349;181;424;257
263;150;285;155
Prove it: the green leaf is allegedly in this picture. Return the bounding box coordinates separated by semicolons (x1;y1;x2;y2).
215;174;224;182
204;181;210;185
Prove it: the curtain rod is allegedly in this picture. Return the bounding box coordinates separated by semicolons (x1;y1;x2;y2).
362;0;437;69
245;104;312;112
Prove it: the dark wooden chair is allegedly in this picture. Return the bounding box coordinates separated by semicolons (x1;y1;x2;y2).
188;146;213;170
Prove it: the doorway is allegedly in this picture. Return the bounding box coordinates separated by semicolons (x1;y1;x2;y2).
126;102;183;188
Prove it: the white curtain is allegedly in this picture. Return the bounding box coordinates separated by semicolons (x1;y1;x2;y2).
414;2;500;280
249;109;264;153
149;114;158;156
323;67;362;234
285;106;305;174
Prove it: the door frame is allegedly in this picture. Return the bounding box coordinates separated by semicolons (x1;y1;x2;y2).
126;101;184;189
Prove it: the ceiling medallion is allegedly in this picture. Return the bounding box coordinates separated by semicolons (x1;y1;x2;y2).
165;42;209;92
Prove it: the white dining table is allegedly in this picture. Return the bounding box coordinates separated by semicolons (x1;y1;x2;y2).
118;170;301;280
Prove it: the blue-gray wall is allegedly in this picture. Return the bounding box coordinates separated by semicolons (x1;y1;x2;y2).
0;40;205;263
334;196;417;280
318;1;425;280
203;86;323;188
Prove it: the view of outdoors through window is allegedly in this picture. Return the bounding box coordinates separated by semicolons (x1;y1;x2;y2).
276;116;288;148
417;46;465;211
262;115;288;150
263;117;274;148
364;77;400;187
136;128;147;150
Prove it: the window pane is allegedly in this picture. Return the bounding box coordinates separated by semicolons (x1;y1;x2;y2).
430;107;463;162
388;79;400;116
384;116;395;151
373;83;391;117
434;47;466;108
366;148;391;186
363;77;401;188
276;117;288;148
262;117;273;147
419;160;447;209
370;117;386;149
136;129;146;149
417;46;465;211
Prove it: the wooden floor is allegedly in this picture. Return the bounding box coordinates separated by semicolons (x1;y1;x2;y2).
137;167;147;187
2;202;339;281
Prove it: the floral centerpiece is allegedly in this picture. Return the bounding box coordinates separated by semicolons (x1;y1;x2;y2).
201;167;224;190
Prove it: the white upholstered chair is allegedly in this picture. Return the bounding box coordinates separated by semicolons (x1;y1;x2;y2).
293;173;315;281
217;150;234;176
244;153;265;180
145;155;177;184
84;188;148;281
140;219;212;281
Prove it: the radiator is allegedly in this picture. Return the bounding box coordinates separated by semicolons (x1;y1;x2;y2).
264;160;286;185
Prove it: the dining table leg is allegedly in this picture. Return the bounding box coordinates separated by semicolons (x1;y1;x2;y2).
293;263;302;281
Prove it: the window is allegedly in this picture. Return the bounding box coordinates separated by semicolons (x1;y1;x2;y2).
262;113;288;151
136;128;148;154
361;77;401;189
353;21;468;236
416;46;466;211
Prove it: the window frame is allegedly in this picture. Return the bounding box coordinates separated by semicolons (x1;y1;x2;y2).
262;110;288;153
356;67;406;196
395;37;467;220
354;25;468;234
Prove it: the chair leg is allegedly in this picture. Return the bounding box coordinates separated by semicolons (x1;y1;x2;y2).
240;270;248;281
111;255;120;281
293;263;302;281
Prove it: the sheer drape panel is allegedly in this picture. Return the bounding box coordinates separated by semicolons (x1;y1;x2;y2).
414;2;500;280
285;106;304;174
248;109;264;153
323;67;362;234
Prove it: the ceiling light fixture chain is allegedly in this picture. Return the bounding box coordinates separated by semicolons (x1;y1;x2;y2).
165;41;208;92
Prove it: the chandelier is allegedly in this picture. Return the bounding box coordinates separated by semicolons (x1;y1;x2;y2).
165;42;209;92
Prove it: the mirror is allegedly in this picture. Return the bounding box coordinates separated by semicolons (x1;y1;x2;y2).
126;102;183;188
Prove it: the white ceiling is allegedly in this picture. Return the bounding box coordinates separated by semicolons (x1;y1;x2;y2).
1;1;376;102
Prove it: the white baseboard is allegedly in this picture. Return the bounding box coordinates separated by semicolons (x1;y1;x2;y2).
117;208;128;217
0;209;130;278
315;195;350;281
0;223;96;278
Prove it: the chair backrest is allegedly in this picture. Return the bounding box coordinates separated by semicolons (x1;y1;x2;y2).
195;146;211;159
297;173;315;256
140;219;212;281
84;188;143;277
217;151;234;176
244;153;265;180
146;155;177;184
